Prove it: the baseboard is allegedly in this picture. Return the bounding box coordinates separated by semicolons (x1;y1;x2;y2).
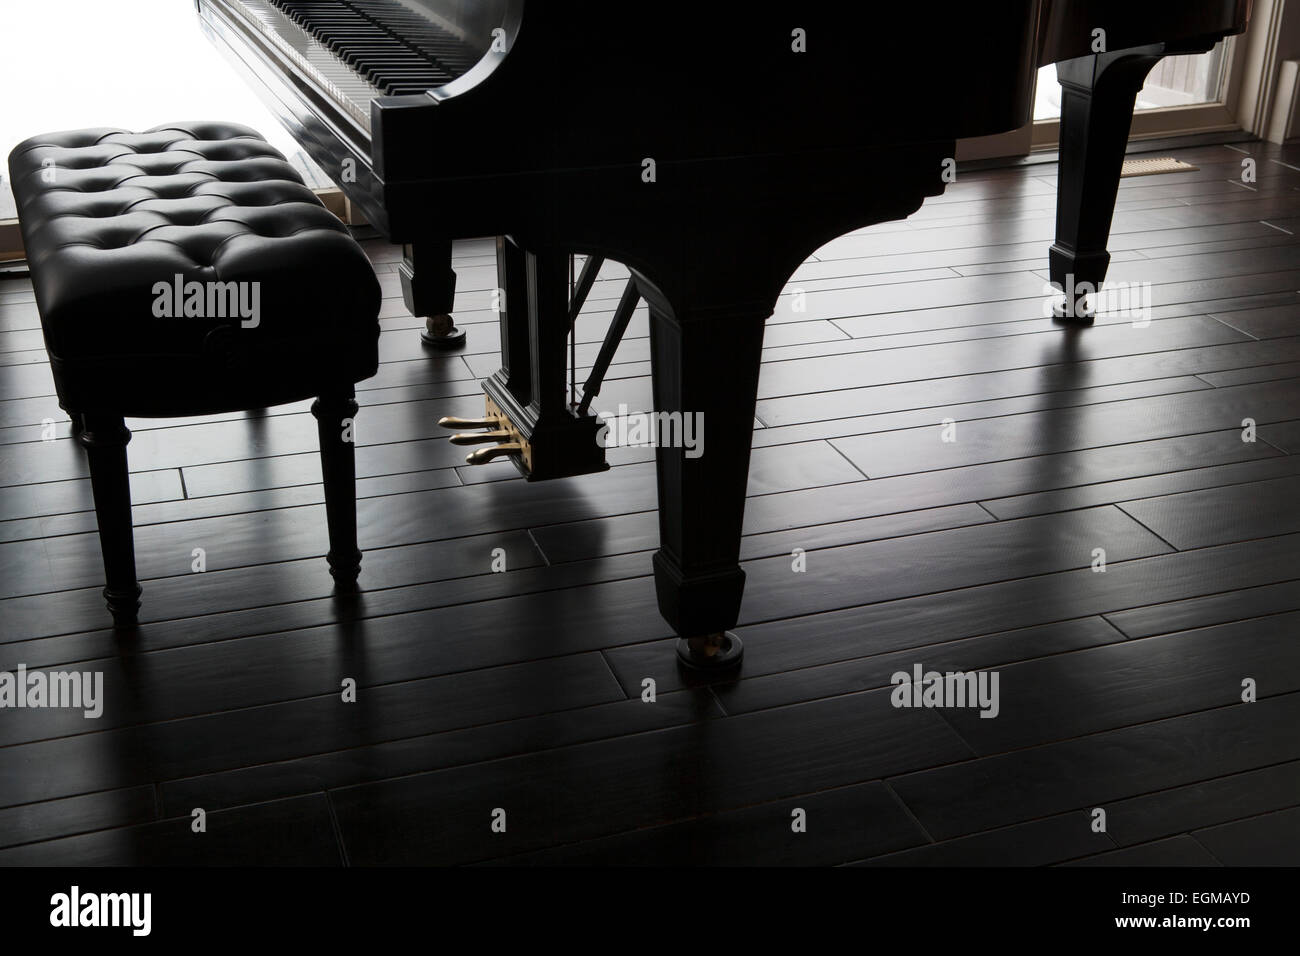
960;129;1261;174
0;219;22;262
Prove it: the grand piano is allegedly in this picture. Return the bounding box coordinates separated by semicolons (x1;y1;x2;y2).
196;0;1252;669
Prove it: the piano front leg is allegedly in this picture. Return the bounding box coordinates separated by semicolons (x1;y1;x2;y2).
1050;45;1165;321
644;290;767;671
399;239;465;349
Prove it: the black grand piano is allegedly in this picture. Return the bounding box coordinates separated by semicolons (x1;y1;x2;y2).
196;0;1252;669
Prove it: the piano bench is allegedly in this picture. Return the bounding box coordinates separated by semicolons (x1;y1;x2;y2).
6;121;381;628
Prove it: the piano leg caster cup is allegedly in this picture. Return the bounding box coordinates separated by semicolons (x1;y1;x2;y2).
420;314;466;350
676;631;744;672
1051;300;1096;325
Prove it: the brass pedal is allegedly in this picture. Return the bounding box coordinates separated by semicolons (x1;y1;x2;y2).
465;442;523;465
438;415;498;429
449;430;512;446
438;402;531;470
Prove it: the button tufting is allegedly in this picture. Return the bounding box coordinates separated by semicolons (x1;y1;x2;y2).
6;121;382;367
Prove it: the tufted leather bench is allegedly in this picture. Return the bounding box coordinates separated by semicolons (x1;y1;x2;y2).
8;121;381;626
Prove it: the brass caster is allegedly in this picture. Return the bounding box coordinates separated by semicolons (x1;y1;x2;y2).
420;313;466;350
675;631;744;671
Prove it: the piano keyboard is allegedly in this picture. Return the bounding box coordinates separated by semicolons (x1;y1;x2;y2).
217;0;481;133
221;0;383;130
269;1;480;95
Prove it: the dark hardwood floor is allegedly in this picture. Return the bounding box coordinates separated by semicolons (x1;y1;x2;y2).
1;139;1298;866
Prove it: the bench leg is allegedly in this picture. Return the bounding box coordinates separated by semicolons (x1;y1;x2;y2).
79;414;142;627
312;388;362;589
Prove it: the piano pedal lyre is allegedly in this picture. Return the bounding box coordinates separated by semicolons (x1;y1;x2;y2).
444;248;641;481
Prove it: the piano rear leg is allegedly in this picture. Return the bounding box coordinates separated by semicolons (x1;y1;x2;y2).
1050;47;1164;322
645;294;766;671
400;239;465;349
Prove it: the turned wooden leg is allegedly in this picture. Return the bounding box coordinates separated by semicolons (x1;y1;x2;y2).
312;388;362;589
79;413;141;627
1051;46;1164;321
646;293;767;671
400;239;465;350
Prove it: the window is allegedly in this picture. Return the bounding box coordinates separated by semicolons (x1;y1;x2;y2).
1033;43;1231;122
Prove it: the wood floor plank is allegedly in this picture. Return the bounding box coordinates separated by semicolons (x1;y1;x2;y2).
157;688;722;817
887;692;1300;841
1192;805;1300;865
830;271;1300;338
1208;303;1300;339
0;627;623;750
1106;580;1300;639
768;317;1246;403
832;379;1299;479
0;653;629;806
328;687;972;865
752;434;1265;539
754;377;1216;447
753;349;1262;431
4;504;1168;686
0;503;546;600
0;548;654;659
1062;836;1222;866
939;612;1300;754
6;467;463;546
854;811;1111;866
710;617;1122;718
0;468;182;523
0;786;156;851
1201;361;1300;387
0;794;340;866
1261;418;1300;452
605;536;1300;696
981;452;1300;520
1103;762;1300;847
1117;474;1300;549
486;782;926;866
530;502;992;567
